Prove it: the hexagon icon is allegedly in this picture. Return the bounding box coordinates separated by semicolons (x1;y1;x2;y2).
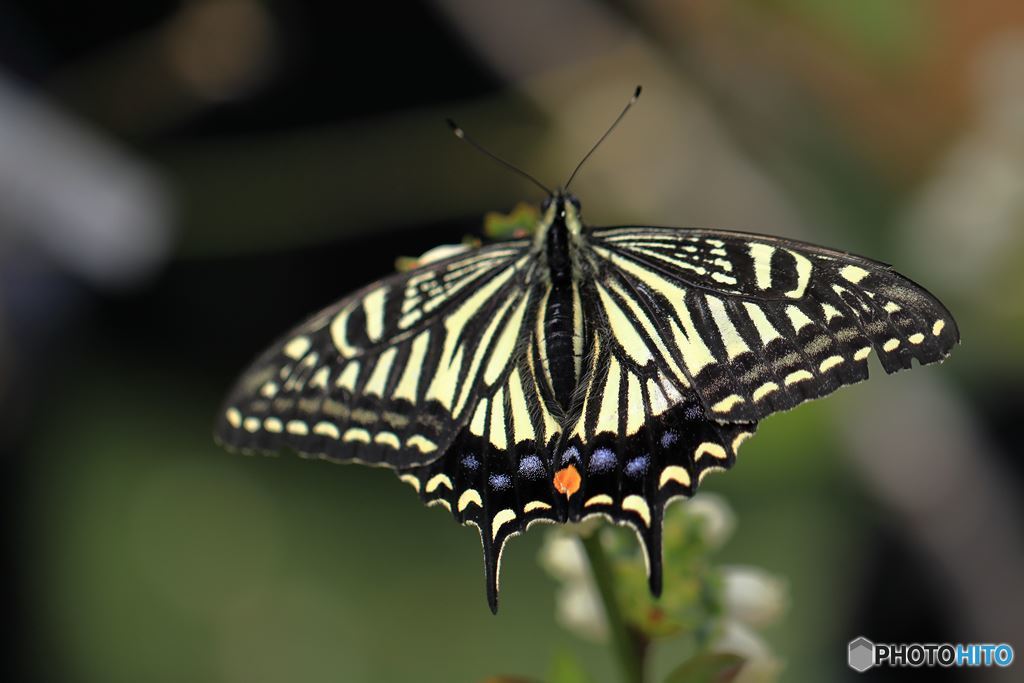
848;637;875;672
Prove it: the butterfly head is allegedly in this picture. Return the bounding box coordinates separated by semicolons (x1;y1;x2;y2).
541;191;583;236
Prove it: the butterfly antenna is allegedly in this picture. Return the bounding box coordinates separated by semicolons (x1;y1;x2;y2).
564;85;642;191
446;119;553;195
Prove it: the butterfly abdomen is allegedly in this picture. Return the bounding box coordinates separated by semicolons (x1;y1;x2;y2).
543;218;584;411
543;288;578;409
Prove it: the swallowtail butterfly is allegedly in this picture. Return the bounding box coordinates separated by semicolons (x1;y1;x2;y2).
216;88;958;612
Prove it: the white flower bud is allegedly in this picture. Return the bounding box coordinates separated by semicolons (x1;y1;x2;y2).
720;565;788;627
686;492;736;548
556;583;608;643
714;620;784;683
538;533;589;582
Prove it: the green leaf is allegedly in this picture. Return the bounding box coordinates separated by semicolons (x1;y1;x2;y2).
663;652;745;683
548;647;594;683
484;201;540;239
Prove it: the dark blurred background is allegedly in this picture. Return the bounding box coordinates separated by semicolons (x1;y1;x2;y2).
2;1;1022;682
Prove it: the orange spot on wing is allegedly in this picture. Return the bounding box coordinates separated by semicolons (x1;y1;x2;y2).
553;464;581;498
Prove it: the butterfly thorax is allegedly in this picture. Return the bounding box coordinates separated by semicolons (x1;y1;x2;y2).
538;194;587;414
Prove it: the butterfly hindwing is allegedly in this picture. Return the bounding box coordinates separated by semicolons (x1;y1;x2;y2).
216;239;536;468
586;226;959;423
397;290;757;611
552;284;757;598
397;330;568;612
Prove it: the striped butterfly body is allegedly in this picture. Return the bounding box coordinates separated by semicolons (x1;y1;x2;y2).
216;192;958;612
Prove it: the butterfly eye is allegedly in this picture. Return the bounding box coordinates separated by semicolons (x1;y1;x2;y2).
541;197;553;211
569;197;581;212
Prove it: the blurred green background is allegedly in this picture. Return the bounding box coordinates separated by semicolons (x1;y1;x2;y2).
3;1;1023;682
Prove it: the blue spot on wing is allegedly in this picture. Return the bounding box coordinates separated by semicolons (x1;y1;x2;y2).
625;455;649;478
589;447;617;474
518;455;545;480
489;473;512;491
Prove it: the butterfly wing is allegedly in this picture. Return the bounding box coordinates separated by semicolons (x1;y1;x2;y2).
391;268;729;613
585;226;959;423
526;248;757;600
395;328;567;612
216;239;538;468
397;238;765;610
534;224;959;597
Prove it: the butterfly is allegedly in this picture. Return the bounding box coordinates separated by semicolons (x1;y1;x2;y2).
215;88;958;613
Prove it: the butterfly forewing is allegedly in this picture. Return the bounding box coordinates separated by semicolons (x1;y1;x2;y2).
586;226;959;423
216;239;536;467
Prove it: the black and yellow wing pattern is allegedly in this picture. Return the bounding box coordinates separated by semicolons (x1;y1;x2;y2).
217;238;538;467
584;226;958;422
217;214;958;613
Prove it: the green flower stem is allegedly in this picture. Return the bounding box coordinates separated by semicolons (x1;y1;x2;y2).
581;532;646;683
